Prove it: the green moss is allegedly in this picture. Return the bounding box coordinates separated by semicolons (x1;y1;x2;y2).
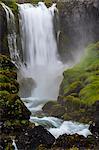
0;82;19;93
56;42;99;122
0;55;16;70
0;99;5;107
23;0;53;6
0;0;18;13
21;120;29;125
0;74;13;83
42;101;58;112
60;42;99;105
43;101;66;117
4;119;29;128
86;63;99;72
50;104;66;117
79;81;99;105
63;113;72;120
0;70;17;79
0;90;10;95
5;143;14;150
64;81;83;95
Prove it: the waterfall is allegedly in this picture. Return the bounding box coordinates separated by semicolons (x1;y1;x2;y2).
19;2;59;66
1;3;20;67
18;2;66;106
2;2;91;139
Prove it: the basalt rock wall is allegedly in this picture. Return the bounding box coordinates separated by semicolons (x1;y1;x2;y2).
57;0;99;62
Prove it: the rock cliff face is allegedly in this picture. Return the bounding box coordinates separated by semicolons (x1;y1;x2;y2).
0;4;9;55
57;0;99;62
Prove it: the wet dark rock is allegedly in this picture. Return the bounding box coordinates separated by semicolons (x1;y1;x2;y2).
89;101;99;138
0;136;14;150
0;55;16;70
89;122;99;138
57;0;99;62
54;133;98;149
42;101;66;118
92;100;99;123
0;4;9;55
16;125;55;150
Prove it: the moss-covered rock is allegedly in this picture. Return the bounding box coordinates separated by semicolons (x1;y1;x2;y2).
58;42;99;122
42;101;58;113
54;134;98;149
0;54;32;149
0;55;16;70
0;70;17;79
43;101;65;118
0;136;15;150
0;0;18;13
0;55;31;132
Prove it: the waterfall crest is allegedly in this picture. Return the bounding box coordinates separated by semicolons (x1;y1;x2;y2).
18;2;59;66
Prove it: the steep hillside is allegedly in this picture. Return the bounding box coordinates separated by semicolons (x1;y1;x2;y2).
43;42;99;123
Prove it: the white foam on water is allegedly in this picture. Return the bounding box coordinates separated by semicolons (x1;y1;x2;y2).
49;121;92;138
12;140;18;150
30;116;91;138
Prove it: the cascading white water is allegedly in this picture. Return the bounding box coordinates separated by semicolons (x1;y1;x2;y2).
2;2;91;139
18;2;66;104
1;3;20;67
19;2;58;66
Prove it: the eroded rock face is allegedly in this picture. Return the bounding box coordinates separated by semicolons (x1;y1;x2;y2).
57;0;99;62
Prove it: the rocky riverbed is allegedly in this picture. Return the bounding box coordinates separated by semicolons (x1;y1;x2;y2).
0;54;99;150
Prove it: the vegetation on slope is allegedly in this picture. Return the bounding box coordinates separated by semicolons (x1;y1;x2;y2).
43;42;99;123
60;42;99;105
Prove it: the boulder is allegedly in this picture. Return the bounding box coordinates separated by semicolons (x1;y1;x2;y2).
43;101;66;118
16;125;55;150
